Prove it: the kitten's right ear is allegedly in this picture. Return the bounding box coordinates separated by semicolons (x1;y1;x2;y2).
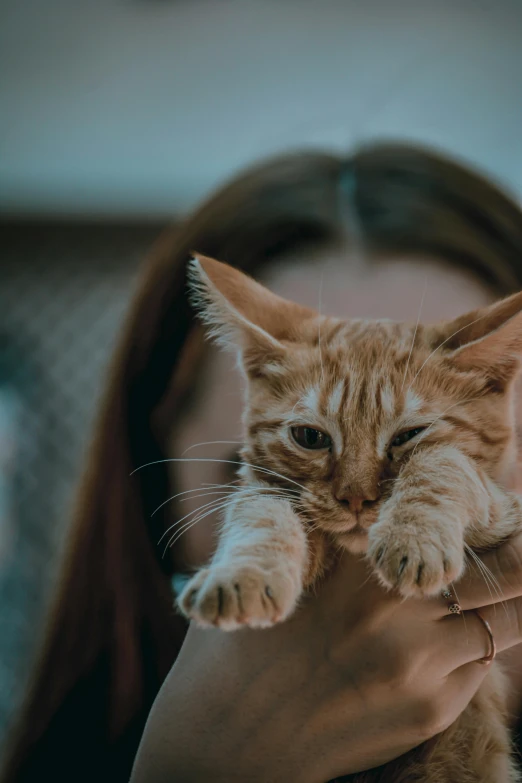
430;290;522;389
187;254;315;375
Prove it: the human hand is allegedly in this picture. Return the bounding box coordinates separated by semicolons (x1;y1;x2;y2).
131;537;522;783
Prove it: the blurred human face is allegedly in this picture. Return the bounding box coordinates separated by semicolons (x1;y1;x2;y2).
171;250;494;570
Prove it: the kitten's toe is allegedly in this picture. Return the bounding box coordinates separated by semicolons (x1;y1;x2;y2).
177;569;211;619
177;564;298;630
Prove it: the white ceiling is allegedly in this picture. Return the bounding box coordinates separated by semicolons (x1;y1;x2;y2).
1;0;522;217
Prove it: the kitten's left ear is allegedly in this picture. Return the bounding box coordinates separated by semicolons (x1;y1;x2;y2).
431;290;522;387
187;254;315;374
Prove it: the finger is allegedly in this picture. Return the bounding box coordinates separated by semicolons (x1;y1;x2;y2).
442;658;491;720
452;535;522;611
409;659;489;743
441;596;522;668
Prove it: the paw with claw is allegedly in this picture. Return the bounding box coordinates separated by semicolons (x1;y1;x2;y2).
368;503;464;598
178;562;300;630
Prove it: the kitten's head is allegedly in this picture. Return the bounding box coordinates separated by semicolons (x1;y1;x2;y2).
188;254;522;553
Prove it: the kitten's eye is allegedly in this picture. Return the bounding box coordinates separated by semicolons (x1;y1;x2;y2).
291;426;332;450
390;427;426;449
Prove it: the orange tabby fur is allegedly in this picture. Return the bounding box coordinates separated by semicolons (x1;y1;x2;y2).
179;254;522;782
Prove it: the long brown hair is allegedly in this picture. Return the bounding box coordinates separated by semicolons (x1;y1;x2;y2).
4;143;522;782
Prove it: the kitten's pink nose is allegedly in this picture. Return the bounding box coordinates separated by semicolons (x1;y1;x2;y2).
336;494;377;514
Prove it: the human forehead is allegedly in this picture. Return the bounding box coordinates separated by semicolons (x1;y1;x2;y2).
263;250;494;322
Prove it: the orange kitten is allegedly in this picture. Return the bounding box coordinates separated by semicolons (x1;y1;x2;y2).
179;254;522;782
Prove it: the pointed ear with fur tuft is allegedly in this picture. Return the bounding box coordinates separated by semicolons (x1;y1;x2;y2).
431;291;522;390
187;254;315;376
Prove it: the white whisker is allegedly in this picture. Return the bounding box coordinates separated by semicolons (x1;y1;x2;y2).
158;495;232;545
400;276;427;394
163;517;211;557
317;271;325;384
407;312;490;393
132;457;308;492
201;479;241;488
164;495;255;555
152;484;239;516
158;486;303;545
464;543;509;617
161;493;260;552
163;489;311;555
465;546;494;603
182;440;242;456
178;489;236;504
153;480;298;519
178;486;298;506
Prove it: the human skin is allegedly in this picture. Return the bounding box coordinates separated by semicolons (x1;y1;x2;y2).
133;252;522;781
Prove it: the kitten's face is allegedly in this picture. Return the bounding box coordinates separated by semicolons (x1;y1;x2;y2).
242;317;514;554
189;253;522;554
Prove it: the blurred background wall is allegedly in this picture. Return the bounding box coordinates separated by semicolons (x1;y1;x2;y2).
2;0;522;217
1;0;521;753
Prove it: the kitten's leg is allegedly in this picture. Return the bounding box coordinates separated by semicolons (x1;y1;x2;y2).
178;488;308;630
368;444;520;598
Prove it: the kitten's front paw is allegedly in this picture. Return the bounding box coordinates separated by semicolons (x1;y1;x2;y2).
367;507;464;598
177;564;299;630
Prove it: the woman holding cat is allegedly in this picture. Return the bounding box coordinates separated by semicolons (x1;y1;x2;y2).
4;143;522;782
